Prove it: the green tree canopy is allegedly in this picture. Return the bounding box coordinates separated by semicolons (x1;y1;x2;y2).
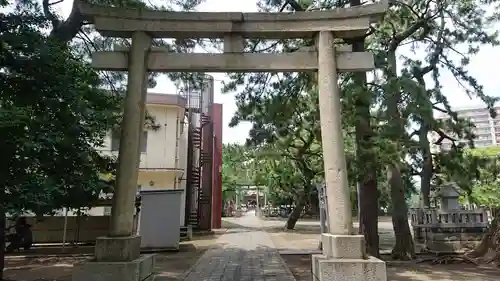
1;1;120;216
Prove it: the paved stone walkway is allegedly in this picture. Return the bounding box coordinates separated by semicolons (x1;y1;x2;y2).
183;212;297;281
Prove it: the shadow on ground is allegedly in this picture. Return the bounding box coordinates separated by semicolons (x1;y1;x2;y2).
281;254;500;281
222;217;395;253
3;233;222;281
171;245;295;281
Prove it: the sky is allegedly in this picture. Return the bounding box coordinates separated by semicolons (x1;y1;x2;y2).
53;0;500;144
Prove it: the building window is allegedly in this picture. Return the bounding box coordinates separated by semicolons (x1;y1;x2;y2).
111;130;148;153
475;129;490;135
476;140;491;147
476;121;489;127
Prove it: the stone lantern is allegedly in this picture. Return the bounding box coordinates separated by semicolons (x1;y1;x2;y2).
434;182;462;211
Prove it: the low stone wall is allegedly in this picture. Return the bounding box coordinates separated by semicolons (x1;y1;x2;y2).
26;216;110;244
10;216;135;244
409;208;489;252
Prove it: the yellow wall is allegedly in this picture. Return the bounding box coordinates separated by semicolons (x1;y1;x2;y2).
138;171;178;189
100;104;187;171
96;102;188;225
137;170;186;225
143;105;181;169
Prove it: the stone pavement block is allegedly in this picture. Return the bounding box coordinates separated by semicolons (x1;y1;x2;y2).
182;212;296;281
321;234;365;259
95;235;142;262
314;255;387;281
73;254;155;281
312;254;326;281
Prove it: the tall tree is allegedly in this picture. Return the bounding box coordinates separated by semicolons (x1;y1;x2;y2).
361;0;500;259
346;0;381;257
221;143;254;202
0;1;122;278
229;79;324;229
398;0;499;207
222;1;389;255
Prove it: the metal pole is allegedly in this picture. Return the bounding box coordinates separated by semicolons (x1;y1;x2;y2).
317;183;329;250
236;188;240;207
61;207;68;253
255;186;260;216
264;188;268;206
319;202;326;234
317;183;329;234
357;182;362;234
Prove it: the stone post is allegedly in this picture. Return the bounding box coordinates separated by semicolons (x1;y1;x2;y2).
73;31;156;281
316;31;353;236
95;31;152;262
110;31;151;237
311;31;386;281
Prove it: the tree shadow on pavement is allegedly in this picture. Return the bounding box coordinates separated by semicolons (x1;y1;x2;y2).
160;245;296;281
3;235;222;281
281;254;500;281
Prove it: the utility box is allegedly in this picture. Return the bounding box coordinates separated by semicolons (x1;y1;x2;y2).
139;189;183;250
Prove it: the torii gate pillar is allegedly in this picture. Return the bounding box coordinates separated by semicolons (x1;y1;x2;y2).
93;31;152;262
311;30;386;281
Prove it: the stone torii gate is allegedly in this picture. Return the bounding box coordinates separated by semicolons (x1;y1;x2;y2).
73;2;388;281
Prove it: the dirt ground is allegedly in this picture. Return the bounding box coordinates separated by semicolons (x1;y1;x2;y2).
281;254;500;281
266;217;499;281
3;233;220;281
267;221;397;253
5;216;498;281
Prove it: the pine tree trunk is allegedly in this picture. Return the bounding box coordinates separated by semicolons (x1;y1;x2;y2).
419;125;433;207
353;65;380;257
385;51;415;260
415;74;433;208
0;207;4;281
285;195;306;230
359;176;380;257
388;165;415;260
350;0;380;256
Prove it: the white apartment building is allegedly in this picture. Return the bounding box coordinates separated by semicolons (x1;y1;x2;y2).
432;106;500;151
90;93;189;224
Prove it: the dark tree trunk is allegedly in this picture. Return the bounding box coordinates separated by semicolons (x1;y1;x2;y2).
0;206;4;281
384;51;414;259
388;165;415;260
359;174;380;257
1;145;8;280
349;0;380;258
285;195;306;230
419;124;433;207
352;36;380;258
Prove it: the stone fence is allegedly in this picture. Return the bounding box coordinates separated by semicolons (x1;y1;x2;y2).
409;208;489;252
410;208;489;228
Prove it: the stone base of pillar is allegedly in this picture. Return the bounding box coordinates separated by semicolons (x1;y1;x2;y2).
94;235;141;262
72;254;156;281
312;234;387;281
